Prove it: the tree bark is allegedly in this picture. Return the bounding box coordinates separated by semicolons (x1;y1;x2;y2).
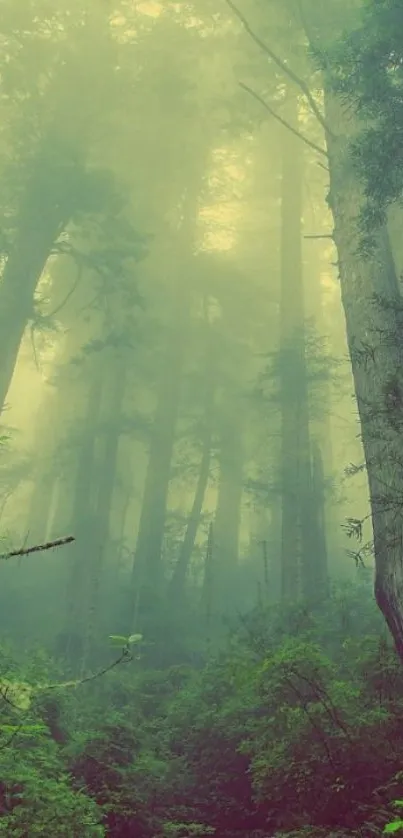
0;177;69;414
324;88;403;661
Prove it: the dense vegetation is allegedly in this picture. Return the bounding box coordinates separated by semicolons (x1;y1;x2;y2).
2;582;403;837
1;0;403;835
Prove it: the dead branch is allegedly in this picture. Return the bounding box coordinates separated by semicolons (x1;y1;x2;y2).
239;82;328;158
0;535;75;560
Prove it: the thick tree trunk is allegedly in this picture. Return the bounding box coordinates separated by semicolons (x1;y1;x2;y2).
324;89;403;661
0;185;68;414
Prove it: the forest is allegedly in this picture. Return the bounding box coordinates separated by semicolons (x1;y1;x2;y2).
1;0;403;835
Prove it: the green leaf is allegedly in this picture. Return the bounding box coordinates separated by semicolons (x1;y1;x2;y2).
384;821;403;833
128;633;143;645
109;635;129;644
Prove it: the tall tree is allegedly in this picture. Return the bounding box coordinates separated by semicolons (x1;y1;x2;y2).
0;0;126;412
226;0;403;654
169;309;217;603
126;177;208;634
279;92;326;600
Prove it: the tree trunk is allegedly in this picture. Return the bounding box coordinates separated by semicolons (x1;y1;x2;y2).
201;522;214;651
0;181;69;414
170;322;216;601
310;442;329;598
127;299;188;631
83;359;127;659
60;364;104;665
279;93;319;600
213;404;244;613
324;88;403;661
126;168;208;633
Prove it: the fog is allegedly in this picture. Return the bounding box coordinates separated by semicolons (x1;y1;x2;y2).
3;2;401;833
0;0;371;657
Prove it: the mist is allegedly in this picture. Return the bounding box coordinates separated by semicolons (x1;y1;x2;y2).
0;1;401;836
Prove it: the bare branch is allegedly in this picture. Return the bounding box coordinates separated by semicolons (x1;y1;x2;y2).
47;262;83;319
225;0;334;137
304;233;333;239
0;535;75;560
239;82;327;158
43;646;133;691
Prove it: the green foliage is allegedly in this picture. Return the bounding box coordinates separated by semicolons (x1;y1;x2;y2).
327;0;403;247
0;587;402;835
383;801;403;834
0;726;104;835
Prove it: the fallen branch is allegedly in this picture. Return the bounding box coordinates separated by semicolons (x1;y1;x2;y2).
0;535;75;561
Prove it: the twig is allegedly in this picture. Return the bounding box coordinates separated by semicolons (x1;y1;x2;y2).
42;647;133;692
304;233;333;239
47;261;83;319
0;536;75;560
239;82;327;158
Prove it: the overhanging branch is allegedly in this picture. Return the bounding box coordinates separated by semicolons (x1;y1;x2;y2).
239;81;327;159
0;535;75;560
225;0;334;138
304;233;333;239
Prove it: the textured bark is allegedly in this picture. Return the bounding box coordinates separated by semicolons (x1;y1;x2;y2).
324;88;403;661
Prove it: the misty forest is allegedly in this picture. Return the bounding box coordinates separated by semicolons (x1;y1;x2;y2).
3;1;403;836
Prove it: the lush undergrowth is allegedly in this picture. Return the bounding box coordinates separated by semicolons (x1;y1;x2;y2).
1;582;403;837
